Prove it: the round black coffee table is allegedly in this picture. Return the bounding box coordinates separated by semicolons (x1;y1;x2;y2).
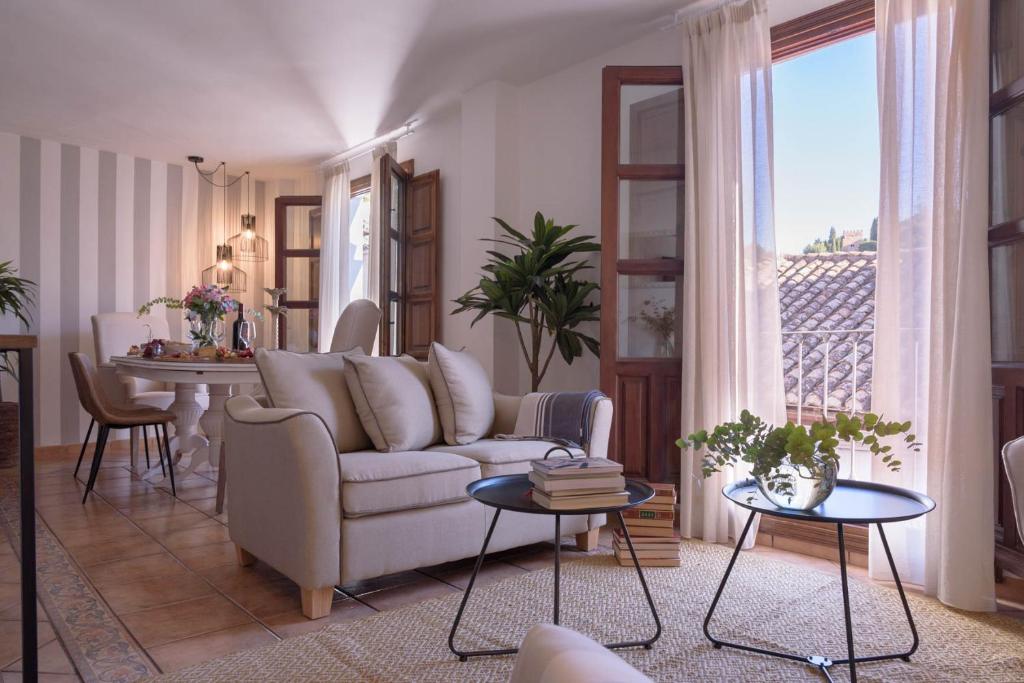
705;478;935;683
448;473;662;660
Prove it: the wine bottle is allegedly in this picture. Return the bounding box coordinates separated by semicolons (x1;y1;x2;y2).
231;303;245;350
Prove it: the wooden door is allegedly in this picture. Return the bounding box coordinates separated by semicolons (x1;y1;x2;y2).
403;170;441;360
990;0;1024;578
274;195;322;350
600;66;684;482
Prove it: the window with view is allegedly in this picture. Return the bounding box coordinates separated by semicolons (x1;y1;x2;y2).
773;29;879;479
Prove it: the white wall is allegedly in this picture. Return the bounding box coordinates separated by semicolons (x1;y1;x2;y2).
402;0;839;394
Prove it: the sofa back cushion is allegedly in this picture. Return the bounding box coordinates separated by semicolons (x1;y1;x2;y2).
343;354;442;452
255;348;371;453
427;342;494;445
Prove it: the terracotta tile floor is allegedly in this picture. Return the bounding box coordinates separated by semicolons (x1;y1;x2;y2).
3;441;1023;678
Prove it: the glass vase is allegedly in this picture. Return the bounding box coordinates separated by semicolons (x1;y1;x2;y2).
190;317;219;349
756;457;838;511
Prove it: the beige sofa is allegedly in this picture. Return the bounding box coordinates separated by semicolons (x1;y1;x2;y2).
224;386;611;619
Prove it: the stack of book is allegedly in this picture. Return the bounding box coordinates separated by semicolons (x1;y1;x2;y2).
529;457;627;510
614;483;681;567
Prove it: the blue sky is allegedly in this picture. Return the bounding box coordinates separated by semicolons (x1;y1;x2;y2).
772;32;879;255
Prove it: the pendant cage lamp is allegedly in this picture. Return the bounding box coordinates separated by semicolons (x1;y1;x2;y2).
191;156;248;292
202;244;248;292
227;172;268;262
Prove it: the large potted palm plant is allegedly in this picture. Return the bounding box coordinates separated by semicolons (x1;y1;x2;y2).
0;260;36;468
453;212;600;391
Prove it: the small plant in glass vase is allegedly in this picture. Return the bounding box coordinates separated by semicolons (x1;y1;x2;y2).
631;298;675;357
139;284;238;350
677;411;921;510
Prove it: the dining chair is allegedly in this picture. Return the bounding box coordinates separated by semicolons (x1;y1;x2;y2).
330;299;381;353
1003;436;1024;546
68;352;177;502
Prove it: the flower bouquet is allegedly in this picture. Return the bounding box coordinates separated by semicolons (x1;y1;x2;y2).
139;284;238;349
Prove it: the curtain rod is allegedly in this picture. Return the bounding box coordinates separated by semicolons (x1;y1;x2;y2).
321;121;417;168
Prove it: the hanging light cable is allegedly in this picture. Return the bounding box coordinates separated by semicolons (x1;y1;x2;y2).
198;159;247;292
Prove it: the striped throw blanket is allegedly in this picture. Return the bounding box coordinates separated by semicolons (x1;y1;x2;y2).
497;390;606;454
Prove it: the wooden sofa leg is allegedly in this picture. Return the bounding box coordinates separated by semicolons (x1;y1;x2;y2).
301;586;334;619
576;528;601;552
235;544;256;567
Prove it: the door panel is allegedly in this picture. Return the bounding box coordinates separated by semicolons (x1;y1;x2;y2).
602;66;685;482
403;170;441;360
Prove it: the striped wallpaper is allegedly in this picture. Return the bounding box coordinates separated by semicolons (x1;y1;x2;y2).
0;132;310;446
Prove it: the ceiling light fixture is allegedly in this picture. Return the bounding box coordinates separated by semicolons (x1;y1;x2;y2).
227;172;268;262
190;156;248;292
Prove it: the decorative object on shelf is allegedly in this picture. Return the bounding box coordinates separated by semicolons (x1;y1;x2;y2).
452;212;600;391
631;298;676;357
0;260;36;468
189;155;249;292
139;284;238;350
677;410;921;510
227;171;268;262
264;287;287;350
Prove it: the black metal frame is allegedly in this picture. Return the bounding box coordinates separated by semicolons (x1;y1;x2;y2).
448;510;662;661
704;510;919;683
80;421;176;502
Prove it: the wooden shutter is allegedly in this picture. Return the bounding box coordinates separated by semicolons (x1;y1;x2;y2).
403;170;441;359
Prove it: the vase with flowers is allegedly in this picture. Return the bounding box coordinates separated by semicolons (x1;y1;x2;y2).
632;298;676;357
139;284;238;350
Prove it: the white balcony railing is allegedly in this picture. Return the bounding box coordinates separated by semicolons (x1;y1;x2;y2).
782;328;874;478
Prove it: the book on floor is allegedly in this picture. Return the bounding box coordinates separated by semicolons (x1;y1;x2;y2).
532;456;622;478
621;517;674;529
614;546;682;560
528;470;626;494
613;529;681;547
617;556;681;567
622;508;674;521
532;488;630;510
621;524;678;538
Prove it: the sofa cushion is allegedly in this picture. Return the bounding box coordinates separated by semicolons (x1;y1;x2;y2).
255;348;371;453
428;342;494;445
428;439;583;477
337;450;480;517
343;354;442;452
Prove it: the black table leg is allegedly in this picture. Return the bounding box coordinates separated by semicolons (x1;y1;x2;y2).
448;509;509;661
604;511;662;651
553;514;561;625
18;348;37;682
449;510;662;660
837;523;857;682
705;513;921;682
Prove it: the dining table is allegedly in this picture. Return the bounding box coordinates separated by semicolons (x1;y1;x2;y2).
111;355;261;513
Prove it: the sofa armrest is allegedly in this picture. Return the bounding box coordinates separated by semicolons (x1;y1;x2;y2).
587;397;613;460
224;395;342;590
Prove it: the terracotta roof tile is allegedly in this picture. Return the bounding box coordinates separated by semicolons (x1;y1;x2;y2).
778;252;875;413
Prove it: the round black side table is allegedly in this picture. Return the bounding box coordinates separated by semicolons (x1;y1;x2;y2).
705;478;935;683
448;473;662;660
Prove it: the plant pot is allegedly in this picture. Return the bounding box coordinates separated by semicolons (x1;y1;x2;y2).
0;402;19;469
756;458;837;511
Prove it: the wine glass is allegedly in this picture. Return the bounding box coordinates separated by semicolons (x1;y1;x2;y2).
212;319;226;347
238;320;256;350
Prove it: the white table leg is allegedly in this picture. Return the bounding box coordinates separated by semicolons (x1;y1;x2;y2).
199;384;232;477
143;382;207;484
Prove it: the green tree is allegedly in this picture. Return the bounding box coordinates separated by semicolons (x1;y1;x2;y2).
869;217;878;242
803;239;828;254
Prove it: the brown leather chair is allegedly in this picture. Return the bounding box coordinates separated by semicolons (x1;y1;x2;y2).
68;352;177;502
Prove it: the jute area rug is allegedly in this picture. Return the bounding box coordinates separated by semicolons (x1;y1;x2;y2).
158;542;1024;682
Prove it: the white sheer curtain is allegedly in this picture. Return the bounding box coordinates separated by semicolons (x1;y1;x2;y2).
678;0;785;547
872;0;994;611
367;141;397;309
318;160;350;352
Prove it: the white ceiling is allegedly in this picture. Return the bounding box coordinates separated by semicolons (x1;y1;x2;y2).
0;0;698;175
